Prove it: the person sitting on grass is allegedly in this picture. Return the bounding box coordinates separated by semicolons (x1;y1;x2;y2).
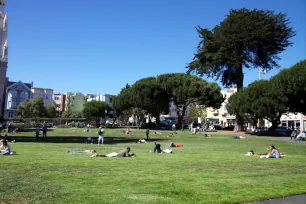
296;131;306;141
67;149;96;154
91;147;135;157
169;142;183;148
153;142;173;154
260;145;282;159
86;137;94;144
0;140;12;155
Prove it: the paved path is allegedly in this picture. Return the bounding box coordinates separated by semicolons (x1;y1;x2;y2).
242;135;306;145
213;130;306;145
245;194;306;204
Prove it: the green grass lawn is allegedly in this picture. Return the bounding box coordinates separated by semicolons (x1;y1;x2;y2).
1;128;306;203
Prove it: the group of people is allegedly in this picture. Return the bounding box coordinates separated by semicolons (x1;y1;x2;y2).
290;129;306;141
35;125;48;141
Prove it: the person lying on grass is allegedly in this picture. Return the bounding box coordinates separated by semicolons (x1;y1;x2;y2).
136;139;147;143
67;149;96;154
169;142;183;148
121;128;131;135
91;147;136;157
153;142;173;153
0;140;13;155
204;134;212;137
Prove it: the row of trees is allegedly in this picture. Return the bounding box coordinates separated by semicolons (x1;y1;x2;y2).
18;97;112;120
112;73;224;126
227;60;306;128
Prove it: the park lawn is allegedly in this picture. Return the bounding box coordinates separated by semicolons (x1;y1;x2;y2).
1;128;306;204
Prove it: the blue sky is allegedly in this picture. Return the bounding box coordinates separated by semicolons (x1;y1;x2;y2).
6;0;306;95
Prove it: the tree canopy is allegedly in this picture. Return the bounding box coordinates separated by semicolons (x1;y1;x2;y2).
82;101;111;119
271;60;306;115
157;73;223;125
112;77;171;125
18;97;57;118
187;8;295;89
227;60;306;128
113;73;223;126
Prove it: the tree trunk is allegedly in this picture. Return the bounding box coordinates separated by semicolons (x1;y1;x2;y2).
270;116;281;129
234;64;244;132
177;105;187;128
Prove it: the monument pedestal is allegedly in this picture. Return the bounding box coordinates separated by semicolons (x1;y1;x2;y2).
0;61;8;115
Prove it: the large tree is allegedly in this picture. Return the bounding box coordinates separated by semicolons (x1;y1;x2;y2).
157;73;223;125
130;77;171;126
187;8;295;131
112;78;171;126
82;101;111;119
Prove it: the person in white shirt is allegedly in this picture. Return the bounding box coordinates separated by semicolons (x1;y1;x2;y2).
0;140;11;155
296;131;306;141
97;127;105;145
172;124;176;131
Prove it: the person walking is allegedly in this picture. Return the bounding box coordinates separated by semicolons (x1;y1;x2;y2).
181;123;184;132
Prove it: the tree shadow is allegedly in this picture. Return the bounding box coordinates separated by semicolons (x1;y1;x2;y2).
9;136;167;144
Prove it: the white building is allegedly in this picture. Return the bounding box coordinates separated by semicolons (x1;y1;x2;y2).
280;113;306;131
205;87;237;127
86;94;115;107
31;87;53;105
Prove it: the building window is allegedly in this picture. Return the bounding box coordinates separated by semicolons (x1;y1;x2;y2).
8;112;14;118
46;95;49;100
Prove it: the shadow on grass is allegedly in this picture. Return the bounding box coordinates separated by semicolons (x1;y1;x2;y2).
9;136;166;144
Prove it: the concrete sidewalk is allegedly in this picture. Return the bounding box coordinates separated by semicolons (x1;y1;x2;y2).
245;194;306;204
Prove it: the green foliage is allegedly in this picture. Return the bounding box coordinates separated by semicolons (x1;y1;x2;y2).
188;105;207;119
18;97;47;118
271;60;306;114
82;101;111;119
227;80;287;128
187;8;295;89
45;104;57;118
62;110;84;119
113;77;171;125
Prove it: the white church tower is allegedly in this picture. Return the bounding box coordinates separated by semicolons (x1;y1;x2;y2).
0;0;8;115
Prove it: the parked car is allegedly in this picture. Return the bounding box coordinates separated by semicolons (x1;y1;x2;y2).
253;127;292;136
214;125;224;130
